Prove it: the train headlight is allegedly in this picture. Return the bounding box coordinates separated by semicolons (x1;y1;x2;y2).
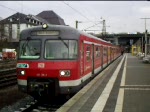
60;70;70;77
60;71;65;76
20;70;26;76
42;24;48;29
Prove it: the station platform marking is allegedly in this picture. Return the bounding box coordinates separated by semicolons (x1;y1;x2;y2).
120;54;127;87
121;85;150;90
56;60;111;112
115;54;127;112
115;54;150;112
124;88;150;90
122;85;150;87
91;55;126;112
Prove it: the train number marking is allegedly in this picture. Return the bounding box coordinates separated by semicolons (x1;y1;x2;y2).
17;63;29;68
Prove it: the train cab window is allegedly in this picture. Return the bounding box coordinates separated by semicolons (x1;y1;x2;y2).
86;46;91;61
19;40;41;59
45;40;78;60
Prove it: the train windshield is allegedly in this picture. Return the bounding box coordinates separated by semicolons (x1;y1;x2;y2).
45;40;78;60
19;40;41;59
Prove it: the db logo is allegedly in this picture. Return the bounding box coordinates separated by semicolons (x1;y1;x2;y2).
38;63;45;68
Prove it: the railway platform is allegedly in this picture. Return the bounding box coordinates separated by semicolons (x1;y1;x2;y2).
56;53;150;112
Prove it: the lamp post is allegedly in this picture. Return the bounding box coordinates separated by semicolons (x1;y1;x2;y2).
17;12;20;40
141;36;144;53
75;20;102;29
75;19;109;38
75;20;82;29
141;18;150;56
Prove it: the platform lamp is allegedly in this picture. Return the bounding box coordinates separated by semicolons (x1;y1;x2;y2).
145;29;148;56
75;20;82;29
141;18;150;57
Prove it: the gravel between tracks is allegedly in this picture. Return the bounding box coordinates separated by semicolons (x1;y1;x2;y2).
0;85;34;112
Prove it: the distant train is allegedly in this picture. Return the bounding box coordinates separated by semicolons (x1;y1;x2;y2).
17;24;121;99
2;48;16;60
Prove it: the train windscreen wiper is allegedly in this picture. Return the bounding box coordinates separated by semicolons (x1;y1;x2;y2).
58;37;68;48
21;37;31;55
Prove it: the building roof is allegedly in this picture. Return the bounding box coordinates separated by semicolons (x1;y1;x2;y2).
37;10;65;25
0;12;27;24
0;10;66;26
26;14;49;24
0;12;46;25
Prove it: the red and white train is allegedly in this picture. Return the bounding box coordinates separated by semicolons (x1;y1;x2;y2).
2;48;16;60
17;24;121;99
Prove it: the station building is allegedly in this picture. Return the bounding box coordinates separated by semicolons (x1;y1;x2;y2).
0;10;65;48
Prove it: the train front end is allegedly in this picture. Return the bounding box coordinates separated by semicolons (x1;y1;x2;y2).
17;24;80;99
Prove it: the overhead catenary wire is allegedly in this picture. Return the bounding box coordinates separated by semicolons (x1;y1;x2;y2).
62;1;103;31
0;4;18;12
0;1;103;32
0;1;90;24
0;2;37;16
62;1;92;22
82;22;103;31
15;1;38;14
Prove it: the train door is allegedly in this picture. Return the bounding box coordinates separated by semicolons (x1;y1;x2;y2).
95;45;102;72
101;45;103;68
112;47;114;61
110;47;112;62
80;41;84;76
108;47;110;64
83;43;92;76
92;44;94;74
103;46;107;67
106;47;108;65
114;48;116;59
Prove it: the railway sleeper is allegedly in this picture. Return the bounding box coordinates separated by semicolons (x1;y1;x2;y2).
0;74;17;80
0;80;17;88
0;77;17;84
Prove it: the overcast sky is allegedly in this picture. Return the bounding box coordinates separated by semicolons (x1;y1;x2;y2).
0;1;150;34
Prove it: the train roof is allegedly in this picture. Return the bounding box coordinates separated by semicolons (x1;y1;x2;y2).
20;24;111;44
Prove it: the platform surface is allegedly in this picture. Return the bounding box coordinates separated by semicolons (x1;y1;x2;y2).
57;53;150;112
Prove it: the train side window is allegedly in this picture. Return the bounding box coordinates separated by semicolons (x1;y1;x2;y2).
103;47;107;56
96;46;100;58
86;46;91;61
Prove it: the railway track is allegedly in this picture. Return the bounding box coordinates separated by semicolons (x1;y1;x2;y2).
0;68;17;89
15;95;70;112
19;101;60;112
0;60;17;88
0;60;16;69
0;60;16;64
